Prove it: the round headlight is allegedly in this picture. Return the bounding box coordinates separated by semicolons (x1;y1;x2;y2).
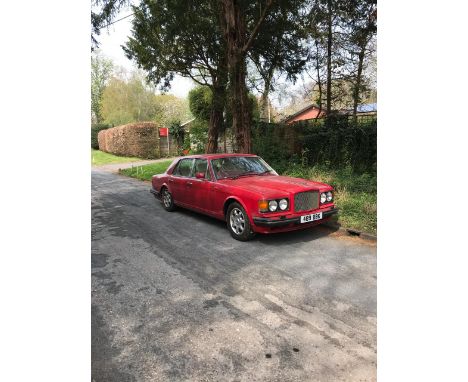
326;191;333;202
268;200;278;212
320;193;327;204
279;199;288;210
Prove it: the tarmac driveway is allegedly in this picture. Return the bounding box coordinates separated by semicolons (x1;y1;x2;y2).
92;168;377;382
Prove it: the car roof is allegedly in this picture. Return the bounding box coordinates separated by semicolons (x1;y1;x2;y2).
177;153;258;160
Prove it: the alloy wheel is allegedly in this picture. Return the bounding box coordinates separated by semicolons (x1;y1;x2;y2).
163;189;172;208
230;207;245;235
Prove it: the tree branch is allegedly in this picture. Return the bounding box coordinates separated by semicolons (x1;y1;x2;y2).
241;0;273;55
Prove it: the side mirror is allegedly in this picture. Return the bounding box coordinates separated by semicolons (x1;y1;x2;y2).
195;172;205;179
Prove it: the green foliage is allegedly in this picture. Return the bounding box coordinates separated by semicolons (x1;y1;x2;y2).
281;164;377;233
252;117;377;173
91;52;113;123
91;123;111;149
119;160;173;181
124;0;226;92
188;86;212;121
100;71;191;127
189;119;209;154
169;120;185;151
249;94;260;121
101;74;158;126
154;94;192;126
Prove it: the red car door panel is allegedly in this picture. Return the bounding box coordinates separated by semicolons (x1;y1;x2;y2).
170;158;194;206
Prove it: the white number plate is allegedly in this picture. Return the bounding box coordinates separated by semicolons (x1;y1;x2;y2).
300;212;323;223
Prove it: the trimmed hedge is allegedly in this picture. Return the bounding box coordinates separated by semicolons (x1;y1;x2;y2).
98;122;162;159
91;123;111;149
252;116;377;172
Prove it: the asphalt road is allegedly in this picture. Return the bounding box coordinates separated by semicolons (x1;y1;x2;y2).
92;168;377;382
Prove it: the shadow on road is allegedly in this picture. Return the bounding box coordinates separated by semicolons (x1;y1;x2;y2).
162;200;338;246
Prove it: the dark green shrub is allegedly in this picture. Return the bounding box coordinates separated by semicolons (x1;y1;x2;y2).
189;119;208;154
252;116;376;172
91;123;111;149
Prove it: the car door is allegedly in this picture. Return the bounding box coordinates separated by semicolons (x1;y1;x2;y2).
170;158;194;206
187;158;213;213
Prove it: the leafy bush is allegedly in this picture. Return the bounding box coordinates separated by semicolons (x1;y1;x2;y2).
188;86;212;121
188;119;209;154
252;116;377;172
168;120;185;152
91;123;111;149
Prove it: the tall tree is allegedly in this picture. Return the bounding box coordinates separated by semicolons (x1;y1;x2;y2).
308;0;350;114
101;72;159;125
124;0;227;153
220;0;273;153
91;52;113;123
248;1;308;121
347;0;377;118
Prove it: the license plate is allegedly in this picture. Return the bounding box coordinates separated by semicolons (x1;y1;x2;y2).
300;212;323;223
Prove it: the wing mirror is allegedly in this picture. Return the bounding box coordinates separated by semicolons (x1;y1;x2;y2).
195;172;205;179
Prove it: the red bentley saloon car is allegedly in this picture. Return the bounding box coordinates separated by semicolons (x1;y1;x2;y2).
150;154;338;241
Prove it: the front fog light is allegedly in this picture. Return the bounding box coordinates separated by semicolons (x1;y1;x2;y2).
269;200;278;211
279;199;288;210
320;193;327;204
258;200;268;212
326;191;333;202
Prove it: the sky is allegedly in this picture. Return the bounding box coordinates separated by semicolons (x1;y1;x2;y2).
94;10;195;99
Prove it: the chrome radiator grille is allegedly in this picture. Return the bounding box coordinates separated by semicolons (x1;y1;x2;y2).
294;191;319;212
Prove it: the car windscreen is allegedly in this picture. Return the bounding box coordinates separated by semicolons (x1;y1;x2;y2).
211;156;276;179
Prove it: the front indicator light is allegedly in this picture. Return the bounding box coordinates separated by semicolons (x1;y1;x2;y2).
269;200;278;212
279;199;288;210
258;200;268;212
320;193;327;204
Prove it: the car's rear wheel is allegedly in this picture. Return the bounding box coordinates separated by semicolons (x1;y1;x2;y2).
161;187;176;212
227;202;255;241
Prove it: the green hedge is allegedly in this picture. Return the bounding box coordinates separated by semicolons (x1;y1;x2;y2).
91;123;112;149
252;116;376;173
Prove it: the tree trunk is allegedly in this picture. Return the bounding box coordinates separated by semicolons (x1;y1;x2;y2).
315;40;323;119
352;42;366;120
222;0;272;153
260;66;274;121
206;85;226;153
230;58;252;153
223;0;251;153
326;0;332;114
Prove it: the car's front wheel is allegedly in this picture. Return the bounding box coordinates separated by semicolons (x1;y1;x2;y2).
161;187;176;212
227;202;255;241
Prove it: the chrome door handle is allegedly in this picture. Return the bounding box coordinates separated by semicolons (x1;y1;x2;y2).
187;181;193;186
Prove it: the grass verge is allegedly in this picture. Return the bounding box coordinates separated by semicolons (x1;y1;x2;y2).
92;149;141;166
119;160;173;181
283;165;377;234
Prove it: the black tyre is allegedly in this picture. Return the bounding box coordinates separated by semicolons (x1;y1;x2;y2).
160;187;176;212
226;202;255;241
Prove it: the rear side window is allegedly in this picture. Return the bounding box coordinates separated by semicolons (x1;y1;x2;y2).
173;159;193;177
193;159;211;180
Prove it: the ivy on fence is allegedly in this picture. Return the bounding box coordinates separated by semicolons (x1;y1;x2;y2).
252;116;376;172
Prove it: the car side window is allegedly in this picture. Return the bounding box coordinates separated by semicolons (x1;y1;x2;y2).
193;159;211;180
173;159;193;177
